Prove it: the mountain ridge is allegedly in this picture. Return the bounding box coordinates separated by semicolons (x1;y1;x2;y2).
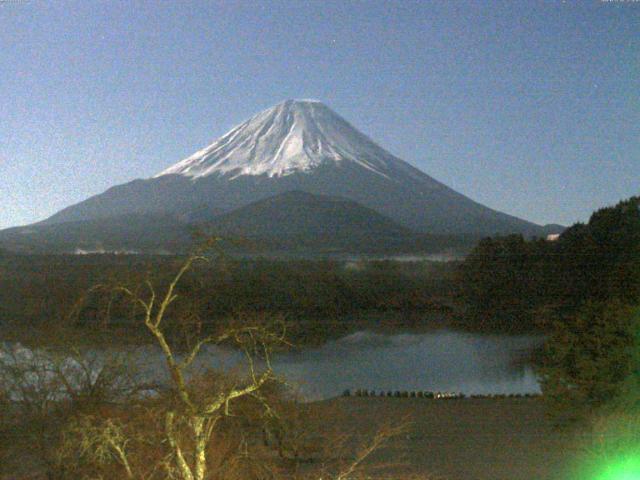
30;99;555;239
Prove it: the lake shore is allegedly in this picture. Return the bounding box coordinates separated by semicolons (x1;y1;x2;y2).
309;396;580;480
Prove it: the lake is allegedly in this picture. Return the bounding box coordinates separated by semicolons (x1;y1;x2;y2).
271;330;543;399
2;329;544;401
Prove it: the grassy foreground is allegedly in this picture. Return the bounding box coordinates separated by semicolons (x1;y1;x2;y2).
310;397;578;480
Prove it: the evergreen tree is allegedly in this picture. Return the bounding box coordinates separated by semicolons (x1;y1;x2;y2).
538;300;640;424
458;196;640;331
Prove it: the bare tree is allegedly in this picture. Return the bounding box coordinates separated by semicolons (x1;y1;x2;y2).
84;248;287;480
0;329;144;478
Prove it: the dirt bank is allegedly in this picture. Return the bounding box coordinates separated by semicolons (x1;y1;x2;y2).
310;397;578;480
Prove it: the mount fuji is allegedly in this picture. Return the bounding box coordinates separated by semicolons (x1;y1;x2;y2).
1;100;556;253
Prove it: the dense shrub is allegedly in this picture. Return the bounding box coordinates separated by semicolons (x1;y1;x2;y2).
538;301;640;424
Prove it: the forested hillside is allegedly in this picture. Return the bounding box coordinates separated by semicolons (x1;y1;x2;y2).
458;197;640;331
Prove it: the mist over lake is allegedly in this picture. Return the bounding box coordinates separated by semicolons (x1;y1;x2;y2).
272;330;543;399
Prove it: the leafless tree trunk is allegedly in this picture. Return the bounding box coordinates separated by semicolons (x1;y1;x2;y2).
108;248;286;480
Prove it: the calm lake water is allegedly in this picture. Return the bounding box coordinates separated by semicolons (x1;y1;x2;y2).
271;330;543;399
3;330;544;401
178;329;543;399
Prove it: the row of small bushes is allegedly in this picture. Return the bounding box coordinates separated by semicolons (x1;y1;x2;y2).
342;389;540;399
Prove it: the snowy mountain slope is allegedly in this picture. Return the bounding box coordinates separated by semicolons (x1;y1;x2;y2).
156;99;398;180
40;100;545;236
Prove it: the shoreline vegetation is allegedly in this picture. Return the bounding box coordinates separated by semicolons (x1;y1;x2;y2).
0;253;467;347
458;197;640;331
0;248;545;350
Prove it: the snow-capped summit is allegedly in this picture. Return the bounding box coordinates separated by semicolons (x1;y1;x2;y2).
156;100;397;180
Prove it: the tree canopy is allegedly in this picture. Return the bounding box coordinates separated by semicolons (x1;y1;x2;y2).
458;196;640;331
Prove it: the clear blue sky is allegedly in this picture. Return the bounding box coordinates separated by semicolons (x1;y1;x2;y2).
1;0;638;229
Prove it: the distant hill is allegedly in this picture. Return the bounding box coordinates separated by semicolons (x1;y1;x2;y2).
0;214;190;254
207;190;411;244
0;191;481;255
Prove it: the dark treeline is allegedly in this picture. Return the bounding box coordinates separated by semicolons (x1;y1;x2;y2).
458;196;640;332
0;253;457;344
